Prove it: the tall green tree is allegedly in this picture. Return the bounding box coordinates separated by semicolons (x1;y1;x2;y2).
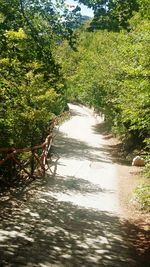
57;8;150;148
0;0;81;149
78;0;139;31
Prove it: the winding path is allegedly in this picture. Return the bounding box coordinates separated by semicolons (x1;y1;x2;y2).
0;104;149;266
51;104;120;214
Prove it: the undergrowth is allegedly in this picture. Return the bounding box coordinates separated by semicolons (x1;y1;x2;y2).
132;156;150;212
133;182;150;212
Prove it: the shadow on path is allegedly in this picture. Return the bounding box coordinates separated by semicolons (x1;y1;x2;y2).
92;123;131;166
0;105;149;267
52;132;110;163
0;173;149;267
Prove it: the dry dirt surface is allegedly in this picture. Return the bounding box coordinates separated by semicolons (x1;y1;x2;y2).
0;103;149;267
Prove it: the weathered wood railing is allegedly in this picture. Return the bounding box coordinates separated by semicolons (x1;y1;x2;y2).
0;117;58;179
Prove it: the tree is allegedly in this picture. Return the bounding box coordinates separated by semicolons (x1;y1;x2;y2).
78;0;139;31
57;9;150;148
0;0;81;149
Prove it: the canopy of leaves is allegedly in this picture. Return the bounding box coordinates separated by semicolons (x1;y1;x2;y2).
56;4;150;149
0;0;81;149
78;0;139;31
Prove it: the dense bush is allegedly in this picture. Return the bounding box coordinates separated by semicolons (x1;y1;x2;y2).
0;0;80;149
57;6;150;150
133;182;150;212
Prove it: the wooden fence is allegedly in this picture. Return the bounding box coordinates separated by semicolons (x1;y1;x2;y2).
0;117;58;179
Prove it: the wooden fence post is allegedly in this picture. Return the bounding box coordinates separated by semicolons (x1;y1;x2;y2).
30;150;35;176
0;116;58;178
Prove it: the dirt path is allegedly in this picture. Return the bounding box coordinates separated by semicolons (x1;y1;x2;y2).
0;104;149;267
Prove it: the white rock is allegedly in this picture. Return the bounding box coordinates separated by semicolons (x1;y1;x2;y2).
132;156;145;166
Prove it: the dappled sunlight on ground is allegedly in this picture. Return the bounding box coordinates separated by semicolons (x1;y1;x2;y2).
49;104;120;214
58;104;105;147
0;187;137;267
0;104;149;266
0;176;149;266
41;175;119;213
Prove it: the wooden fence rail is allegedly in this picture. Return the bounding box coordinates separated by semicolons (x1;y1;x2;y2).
0;117;59;179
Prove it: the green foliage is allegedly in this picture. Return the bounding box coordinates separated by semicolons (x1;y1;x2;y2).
79;0;139;31
144;164;150;180
137;0;150;19
143;152;150;179
0;0;81;151
56;2;150;211
133;182;150;212
57;8;150;148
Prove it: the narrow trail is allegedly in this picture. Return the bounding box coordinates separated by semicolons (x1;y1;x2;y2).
0;104;149;267
51;104;120;214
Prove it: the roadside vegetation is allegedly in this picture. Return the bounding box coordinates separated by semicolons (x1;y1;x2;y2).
0;0;80;150
0;0;80;177
133;182;150;212
0;0;149;210
55;0;150;210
